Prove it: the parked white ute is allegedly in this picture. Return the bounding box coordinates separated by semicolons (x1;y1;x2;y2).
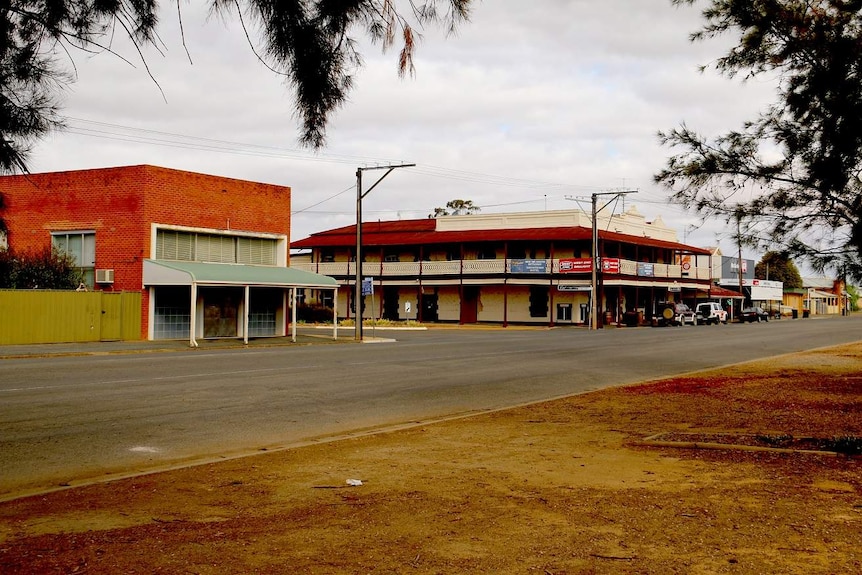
695;302;728;325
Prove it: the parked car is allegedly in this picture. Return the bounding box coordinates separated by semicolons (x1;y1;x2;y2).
695;302;728;325
740;306;770;322
655;302;696;326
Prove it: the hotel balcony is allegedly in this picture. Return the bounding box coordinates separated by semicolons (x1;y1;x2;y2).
291;259;712;281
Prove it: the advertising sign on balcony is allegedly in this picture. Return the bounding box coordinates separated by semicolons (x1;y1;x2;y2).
601;258;620;273
637;263;655;277
559;258;592;274
510;259;548;273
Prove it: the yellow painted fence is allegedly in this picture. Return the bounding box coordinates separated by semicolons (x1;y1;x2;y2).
0;290;142;344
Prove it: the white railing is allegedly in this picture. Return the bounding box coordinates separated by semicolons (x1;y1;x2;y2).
380;262;421;276
463;260;506;274
419;260;461;275
619;259;638;276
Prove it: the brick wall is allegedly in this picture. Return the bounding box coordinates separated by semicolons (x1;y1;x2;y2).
1;165;292;338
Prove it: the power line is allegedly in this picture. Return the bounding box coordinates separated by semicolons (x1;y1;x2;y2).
61;116;631;193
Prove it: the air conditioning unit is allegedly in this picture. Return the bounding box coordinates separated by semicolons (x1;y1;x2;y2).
95;269;115;284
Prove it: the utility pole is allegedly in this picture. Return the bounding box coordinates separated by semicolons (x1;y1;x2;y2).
589;191;636;330
736;208;744;316
565;191;635;330
355;163;415;342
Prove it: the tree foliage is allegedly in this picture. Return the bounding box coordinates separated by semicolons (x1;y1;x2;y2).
0;247;82;289
429;199;480;218
754;250;803;288
656;0;862;279
1;0;471;173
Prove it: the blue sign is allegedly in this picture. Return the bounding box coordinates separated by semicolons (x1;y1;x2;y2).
361;278;374;296
637;263;654;277
510;259;548;273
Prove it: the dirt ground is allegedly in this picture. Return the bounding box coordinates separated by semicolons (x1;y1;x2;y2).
1;344;861;574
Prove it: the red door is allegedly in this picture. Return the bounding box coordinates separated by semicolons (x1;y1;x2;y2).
460;286;479;324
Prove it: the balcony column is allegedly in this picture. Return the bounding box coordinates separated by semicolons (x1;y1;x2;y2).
459;243;464;325
548;241;555;328
503;241;508;327
418;245;424;323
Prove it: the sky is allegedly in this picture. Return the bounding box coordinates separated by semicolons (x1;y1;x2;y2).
28;0;779;259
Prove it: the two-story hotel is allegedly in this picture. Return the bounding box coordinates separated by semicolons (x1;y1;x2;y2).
291;207;714;326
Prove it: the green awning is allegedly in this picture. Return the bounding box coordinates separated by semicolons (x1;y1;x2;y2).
143;259;338;288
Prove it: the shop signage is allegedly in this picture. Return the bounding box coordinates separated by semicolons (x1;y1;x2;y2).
601;258;620;273
557;285;592;292
637;262;654;277
510;259;548;273
559;258;592;274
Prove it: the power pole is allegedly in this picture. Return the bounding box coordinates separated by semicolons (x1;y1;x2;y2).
736;208;744;315
590;191;636;330
566;191;635;330
355;164;415;342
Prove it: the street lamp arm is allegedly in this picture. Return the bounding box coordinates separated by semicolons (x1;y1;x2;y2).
358;164;416;200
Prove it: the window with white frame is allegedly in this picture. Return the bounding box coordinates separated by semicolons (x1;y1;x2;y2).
52;231;96;287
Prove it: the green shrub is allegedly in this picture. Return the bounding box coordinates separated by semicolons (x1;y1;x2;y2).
297;304;336;324
0;247;82;289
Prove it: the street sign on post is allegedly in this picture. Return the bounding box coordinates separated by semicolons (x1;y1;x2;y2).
361;277;374;296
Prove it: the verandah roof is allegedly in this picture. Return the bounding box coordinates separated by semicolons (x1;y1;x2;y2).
142;260;338;348
143;259;338;288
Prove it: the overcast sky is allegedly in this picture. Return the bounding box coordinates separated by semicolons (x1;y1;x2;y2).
29;0;778;258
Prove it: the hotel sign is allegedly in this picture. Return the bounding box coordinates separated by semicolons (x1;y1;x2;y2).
637;263;655;277
559;258;592;274
601;258;620;273
510;259;548;273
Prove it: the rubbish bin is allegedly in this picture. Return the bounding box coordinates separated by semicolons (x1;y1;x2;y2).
791;309;798;319
803;309;810;318
624;311;639;327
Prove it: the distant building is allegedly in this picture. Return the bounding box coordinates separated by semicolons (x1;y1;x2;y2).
802;277;846;315
292;207;716;326
1;165;335;343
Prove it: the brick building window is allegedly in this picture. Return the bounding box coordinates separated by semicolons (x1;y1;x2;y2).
156;229;277;265
52;231;96;288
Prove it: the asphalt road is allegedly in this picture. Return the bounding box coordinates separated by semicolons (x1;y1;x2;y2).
1;316;861;500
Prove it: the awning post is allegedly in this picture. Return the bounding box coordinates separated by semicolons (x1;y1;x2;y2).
333;287;338;340
291;287;297;343
243;284;250;345
189;283;199;348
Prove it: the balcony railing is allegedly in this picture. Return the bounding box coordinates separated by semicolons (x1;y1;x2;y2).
293;258;711;281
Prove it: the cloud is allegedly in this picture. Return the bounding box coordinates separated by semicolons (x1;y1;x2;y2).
29;0;778;255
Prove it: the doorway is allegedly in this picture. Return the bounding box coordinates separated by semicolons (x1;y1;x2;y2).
556;303;572;323
421;292;438;322
202;288;242;338
461;286;479;324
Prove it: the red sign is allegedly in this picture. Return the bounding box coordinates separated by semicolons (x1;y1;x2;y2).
559;258;592;274
601;258;620;273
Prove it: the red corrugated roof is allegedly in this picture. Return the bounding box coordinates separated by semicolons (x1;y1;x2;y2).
291;217;711;254
700;285;745;298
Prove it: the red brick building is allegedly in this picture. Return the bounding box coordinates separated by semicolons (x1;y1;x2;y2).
1;165;336;343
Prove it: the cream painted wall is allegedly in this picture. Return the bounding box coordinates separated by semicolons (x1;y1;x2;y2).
397;287;420;320
477;286;504;322
437;287;462;322
434;207;679;242
505;290;532;323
